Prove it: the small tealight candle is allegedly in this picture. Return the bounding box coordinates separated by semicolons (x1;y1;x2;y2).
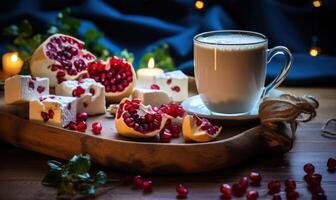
2;52;24;75
136;57;164;88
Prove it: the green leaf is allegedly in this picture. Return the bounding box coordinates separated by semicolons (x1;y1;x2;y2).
42;169;62;186
47;26;58;35
119;49;134;64
68;154;91;174
3;25;19;36
138;52;154;69
87;185;96;197
138;43;175;71
84;28;103;42
77;173;90;182
19;20;32;38
47;160;62;170
94;171;107;185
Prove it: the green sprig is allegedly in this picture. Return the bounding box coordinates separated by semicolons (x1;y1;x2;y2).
138;43;175;71
42;154;108;198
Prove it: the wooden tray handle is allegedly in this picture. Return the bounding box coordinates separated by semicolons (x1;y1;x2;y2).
259;94;319;154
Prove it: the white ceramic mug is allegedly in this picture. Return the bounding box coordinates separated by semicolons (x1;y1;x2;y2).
194;30;292;115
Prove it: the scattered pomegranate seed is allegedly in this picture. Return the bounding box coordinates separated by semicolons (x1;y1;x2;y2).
312;192;327;200
72;85;85;97
92;122;102;135
142;180;153;193
133;175;143;188
47;109;54;119
41;112;49;122
77;121;87;132
310;186;324;195
239;177;249;190
284;178;296;192
272;194;282;200
68;121;78;130
286;190;299;200
219;184;232;200
232;183;245;197
166;77;172;85
37;86;45;93
150;84;160;90
76;112;88;122
246;190;259;200
67;103;72;110
304;163;315;175
327;157;336;171
160;129;172;143
28;81;35;90
249;172;262;186
268;180;281;195
176;184;188;199
171;85;181;92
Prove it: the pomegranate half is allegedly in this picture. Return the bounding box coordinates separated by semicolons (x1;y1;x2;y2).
30;34;96;87
115;98;167;138
182;115;222;142
87;57;136;103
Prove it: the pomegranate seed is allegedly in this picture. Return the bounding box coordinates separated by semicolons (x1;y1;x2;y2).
150;84;160;90
268;180;281;195
232;183;245;197
77;121;87;132
171;85;181;92
312;192;327;200
327;157;336;171
133;175;143;188
307;173;322;187
28;81;35;90
142;180;153;193
176;184;188;199
67;103;72;111
219;184;232;200
249;172;262;186
89;88;95;95
68;121;78;130
284;178;296;192
72;86;85;97
76;112;88;122
304;163;315;175
41;112;49;122
48;109;54;119
246;190;259;200
160;129;172;143
239;177;249;190
272;194;282;200
92;122;102;135
37;86;45;93
310;185;324;195
286;190;299;200
170;124;181;138
166;77;172;85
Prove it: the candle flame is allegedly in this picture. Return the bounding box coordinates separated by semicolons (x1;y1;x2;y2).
10;54;18;62
148;57;155;69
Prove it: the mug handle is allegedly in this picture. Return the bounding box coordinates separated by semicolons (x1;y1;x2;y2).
263;46;293;97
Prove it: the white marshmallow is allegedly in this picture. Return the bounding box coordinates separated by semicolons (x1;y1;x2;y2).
154;70;188;102
29;95;77;127
5;75;49;104
132;88;172;107
55;78;105;115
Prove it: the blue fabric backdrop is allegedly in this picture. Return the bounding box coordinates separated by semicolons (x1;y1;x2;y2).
1;0;336;86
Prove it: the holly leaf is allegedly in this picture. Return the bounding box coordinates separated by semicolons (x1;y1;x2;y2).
68;154;91;174
94;171;107;185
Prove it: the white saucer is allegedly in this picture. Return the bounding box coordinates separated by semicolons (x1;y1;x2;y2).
181;89;284;120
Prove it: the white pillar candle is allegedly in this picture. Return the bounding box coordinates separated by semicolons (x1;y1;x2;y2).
136;57;164;88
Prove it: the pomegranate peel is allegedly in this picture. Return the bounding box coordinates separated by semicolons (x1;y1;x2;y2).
115;98;167;138
30;34;96;87
182;115;221;142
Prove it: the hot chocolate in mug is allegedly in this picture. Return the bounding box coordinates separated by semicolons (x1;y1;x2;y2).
194;30;292;115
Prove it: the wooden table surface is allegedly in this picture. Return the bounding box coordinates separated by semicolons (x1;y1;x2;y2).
0;87;335;200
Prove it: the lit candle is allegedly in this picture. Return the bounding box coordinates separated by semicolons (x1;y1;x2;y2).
2;52;24;75
136;57;164;88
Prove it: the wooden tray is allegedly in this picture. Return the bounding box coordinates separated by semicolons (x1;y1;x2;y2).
0;78;265;174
